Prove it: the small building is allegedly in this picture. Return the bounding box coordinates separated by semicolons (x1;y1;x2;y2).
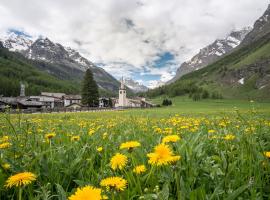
64;95;82;107
29;96;55;109
40;92;65;108
0;97;19;109
17;99;43;110
99;97;111;108
0;97;44;110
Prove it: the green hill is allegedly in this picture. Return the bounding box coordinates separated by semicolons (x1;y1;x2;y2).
0;46;82;96
147;33;270;101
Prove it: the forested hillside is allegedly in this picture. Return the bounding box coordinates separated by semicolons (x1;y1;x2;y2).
0;46;80;96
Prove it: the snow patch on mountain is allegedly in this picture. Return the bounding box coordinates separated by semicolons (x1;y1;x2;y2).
238;78;245;85
0;32;32;51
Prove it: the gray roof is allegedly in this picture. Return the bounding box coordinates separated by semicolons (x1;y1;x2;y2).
0;97;23;105
41;92;66;98
64;95;82;100
18;100;44;106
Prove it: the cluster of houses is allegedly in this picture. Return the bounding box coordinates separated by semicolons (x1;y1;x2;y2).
0;79;154;112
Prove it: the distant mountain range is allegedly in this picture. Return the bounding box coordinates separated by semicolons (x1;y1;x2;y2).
0;33;121;94
123;78;148;93
168;27;252;83
150;4;270;100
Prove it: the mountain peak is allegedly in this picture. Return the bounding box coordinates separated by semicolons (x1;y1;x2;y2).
0;31;32;51
168;27;251;83
241;4;270;46
123;77;148;93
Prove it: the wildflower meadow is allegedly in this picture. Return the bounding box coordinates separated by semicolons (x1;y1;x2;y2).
0;101;270;199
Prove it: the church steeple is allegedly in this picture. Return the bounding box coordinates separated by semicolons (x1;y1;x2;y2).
118;76;127;107
120;77;126;90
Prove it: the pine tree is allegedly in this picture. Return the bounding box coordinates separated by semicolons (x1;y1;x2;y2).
81;69;99;107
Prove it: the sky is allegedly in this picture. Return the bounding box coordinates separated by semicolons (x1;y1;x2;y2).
0;0;269;88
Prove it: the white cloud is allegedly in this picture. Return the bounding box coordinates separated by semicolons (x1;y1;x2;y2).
0;0;269;85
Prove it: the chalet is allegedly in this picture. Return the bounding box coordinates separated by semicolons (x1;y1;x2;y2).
17;99;43;110
40;92;65;107
0;97;43;110
29;96;55;109
0;97;19;109
64;95;81;107
99;97;111;108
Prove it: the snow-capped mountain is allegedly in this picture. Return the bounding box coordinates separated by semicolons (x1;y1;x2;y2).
241;4;270;46
123;78;148;93
148;80;165;89
0;31;32;51
0;33;120;92
168;27;252;83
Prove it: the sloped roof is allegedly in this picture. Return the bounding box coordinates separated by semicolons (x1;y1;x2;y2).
64;95;81;100
41;92;66;98
18;100;44;106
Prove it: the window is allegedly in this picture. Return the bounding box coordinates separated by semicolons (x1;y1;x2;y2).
120;91;122;94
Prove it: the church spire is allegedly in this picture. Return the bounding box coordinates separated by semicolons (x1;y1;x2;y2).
120;77;125;90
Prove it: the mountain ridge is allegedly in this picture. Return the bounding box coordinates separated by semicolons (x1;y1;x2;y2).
0;34;121;93
168;27;252;83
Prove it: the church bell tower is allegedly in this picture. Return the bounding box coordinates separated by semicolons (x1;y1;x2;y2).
118;77;127;107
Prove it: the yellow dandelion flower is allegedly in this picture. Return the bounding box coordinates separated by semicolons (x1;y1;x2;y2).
0;142;11;149
264;151;270;158
88;129;95;136
5;172;37;188
71;136;80;141
223;134;235;140
2;163;11;170
102;132;108;139
0;136;9;143
162;135;180;144
97;147;103;152
100;176;127;191
147;144;180;166
120;141;141;150
110;153;128;170
68;185;102;200
133;165;146;174
208;130;216;134
167;155;181;164
45;133;56;140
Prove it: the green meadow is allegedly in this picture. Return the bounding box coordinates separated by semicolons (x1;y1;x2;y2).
0;99;270;199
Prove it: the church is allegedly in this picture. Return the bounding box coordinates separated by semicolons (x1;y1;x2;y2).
114;78;155;108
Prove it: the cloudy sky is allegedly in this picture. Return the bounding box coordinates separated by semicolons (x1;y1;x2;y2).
0;0;269;87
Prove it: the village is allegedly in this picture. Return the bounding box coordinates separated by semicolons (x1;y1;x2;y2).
0;79;155;112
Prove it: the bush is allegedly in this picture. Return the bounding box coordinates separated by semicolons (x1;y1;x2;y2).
211;91;223;99
162;98;172;106
192;92;201;101
202;90;209;99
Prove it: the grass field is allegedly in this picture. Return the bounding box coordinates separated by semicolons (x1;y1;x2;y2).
0;99;270;199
